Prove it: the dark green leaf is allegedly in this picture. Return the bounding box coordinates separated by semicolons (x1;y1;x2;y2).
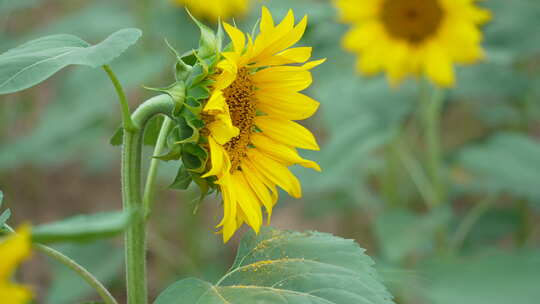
155;227;394;304
32;210;132;243
0;28;141;94
169;165;193;190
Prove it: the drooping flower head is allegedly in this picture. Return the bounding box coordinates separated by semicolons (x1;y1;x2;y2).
0;225;32;304
334;0;491;87
201;7;324;242
174;0;250;20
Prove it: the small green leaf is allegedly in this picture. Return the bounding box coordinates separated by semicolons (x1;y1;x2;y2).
0;28;142;94
155;227;394;304
186;10;219;59
32;210;132;243
109;127;123;146
170;165;193;190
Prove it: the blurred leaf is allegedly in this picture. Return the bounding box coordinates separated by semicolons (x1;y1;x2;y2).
32;210;131;243
155;227;394;304
422;249;540;304
0;28;141;94
45;241;122;304
458;132;540;203
375;207;452;262
0;190;10;229
0;51;169;171
170;165;192;190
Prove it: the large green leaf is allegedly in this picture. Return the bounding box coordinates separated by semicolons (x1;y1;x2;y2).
32;210;132;243
0;28;141;94
155;227;394;304
457;132;540;203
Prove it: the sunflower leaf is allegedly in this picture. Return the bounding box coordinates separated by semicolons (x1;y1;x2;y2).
32;210;133;243
186;10;219;59
0;28;142;95
169;165;192;190
154;227;394;304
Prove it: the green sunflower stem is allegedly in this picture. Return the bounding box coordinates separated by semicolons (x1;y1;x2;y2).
103;65;136;132
4;225;118;304
143;116;174;219
121;94;174;304
420;81;446;208
35;244;119;304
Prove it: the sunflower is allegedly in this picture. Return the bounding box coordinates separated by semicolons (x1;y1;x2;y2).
334;0;491;87
174;0;250;20
0;225;32;304
202;7;324;242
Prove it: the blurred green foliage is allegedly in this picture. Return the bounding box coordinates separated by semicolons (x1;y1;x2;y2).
1;0;540;303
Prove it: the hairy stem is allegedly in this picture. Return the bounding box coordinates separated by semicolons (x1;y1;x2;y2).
103;65;136;132
121;94;174;304
143;117;174;219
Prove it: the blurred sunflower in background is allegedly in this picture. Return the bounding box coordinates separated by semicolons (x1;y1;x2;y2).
335;0;491;87
0;225;32;304
202;7;324;242
174;0;251;20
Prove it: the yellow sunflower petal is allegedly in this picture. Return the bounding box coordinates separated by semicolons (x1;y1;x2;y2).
0;225;31;281
255;115;320;151
260;6;275;33
232;172;263;233
0;283;32;304
252;47;312;67
247;149;302;198
202;137;230;178
217;175;238;242
223;22;246;53
240;162;275;223
252;66;312;92
256;91;319;120
251;133;321;171
424;43;455;87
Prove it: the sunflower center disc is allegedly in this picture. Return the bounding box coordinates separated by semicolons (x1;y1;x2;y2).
381;0;444;44
223;68;257;170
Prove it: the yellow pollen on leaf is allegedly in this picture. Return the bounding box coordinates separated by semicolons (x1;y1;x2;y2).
221;68;257;171
380;0;444;44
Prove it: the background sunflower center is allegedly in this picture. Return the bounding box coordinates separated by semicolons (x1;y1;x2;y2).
223;68;257;170
380;0;443;44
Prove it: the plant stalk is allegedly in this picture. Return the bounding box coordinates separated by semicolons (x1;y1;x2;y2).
103;65;136;132
4;225;118;304
420;81;446;207
121;94;174;304
36;244;119;304
143;117;174;219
